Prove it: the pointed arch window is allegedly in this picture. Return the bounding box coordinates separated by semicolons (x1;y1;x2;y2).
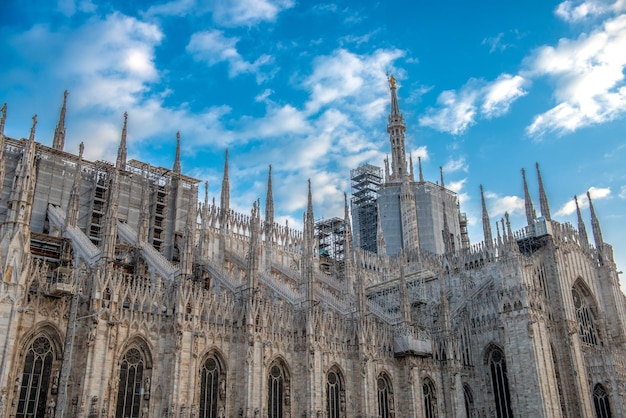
268;360;290;418
593;384;612;418
463;384;474;418
377;373;395;418
16;336;54;418
326;368;345;418
489;347;513;418
423;378;437;418
115;347;149;418
199;354;226;418
572;287;598;345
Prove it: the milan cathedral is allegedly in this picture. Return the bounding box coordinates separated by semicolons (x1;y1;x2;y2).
0;78;624;418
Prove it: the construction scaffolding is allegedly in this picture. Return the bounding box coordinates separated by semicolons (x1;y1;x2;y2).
350;164;382;253
316;217;346;276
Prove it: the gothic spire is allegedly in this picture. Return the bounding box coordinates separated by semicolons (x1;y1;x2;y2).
575;195;588;245
343;192;354;292
116;112;128;170
180;186;197;277
442;201;453;253
587;191;604;253
440;166;445;188
29;114;37;142
480;185;493;247
418;156;424;182
384;156;390;181
505;212;514;245
220;149;230;223
304;179;316;303
246;201;261;291
52;90;68;151
376;202;386;257
5;115;38;228
0;102;6;138
0;114;37;282
409;153;414;180
265;164;274;239
496;221;502;246
399;262;411;324
522;168;536;225
137;174;150;244
173;131;181;174
198;181;210;258
65;142;84;229
387;75;408;181
0;103;7;198
101;168;120;260
536;162;551;220
306;179;315;238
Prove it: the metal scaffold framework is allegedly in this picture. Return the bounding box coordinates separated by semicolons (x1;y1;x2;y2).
350;164;382;253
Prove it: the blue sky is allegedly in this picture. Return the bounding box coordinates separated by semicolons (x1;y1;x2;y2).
1;0;625;283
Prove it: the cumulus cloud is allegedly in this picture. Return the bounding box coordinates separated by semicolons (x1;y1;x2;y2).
525;14;626;136
187;30;273;80
0;13;245;162
484;191;525;218
447;178;467;194
620;185;626;199
555;0;626;22
482;75;528;118
302;48;405;119
419;74;528;135
554;186;612;216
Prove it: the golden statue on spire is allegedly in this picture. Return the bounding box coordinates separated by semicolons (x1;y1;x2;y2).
389;74;396;88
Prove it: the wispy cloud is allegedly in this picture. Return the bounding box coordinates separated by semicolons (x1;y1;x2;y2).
419;74;527;135
443;156;468;173
57;0;97;16
482;32;509;53
145;0;294;26
620;185;626;199
554;186;612;216
525;14;626;136
186;30;273;80
212;0;294;27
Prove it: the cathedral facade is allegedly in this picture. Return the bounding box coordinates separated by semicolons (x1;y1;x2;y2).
0;80;624;418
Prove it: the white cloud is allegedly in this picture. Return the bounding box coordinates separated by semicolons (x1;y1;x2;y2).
482;74;527;118
443;156;468;173
145;0;294;26
419;74;528;135
554;186;612;216
526;15;626;136
484;191;525;218
447;178;467;194
482;32;507;53
555;0;626;22
186;30;273;80
408;145;428;161
243;104;312;138
144;0;196;17
302;48;405;119
620;185;626;198
212;0;294;27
